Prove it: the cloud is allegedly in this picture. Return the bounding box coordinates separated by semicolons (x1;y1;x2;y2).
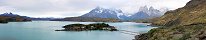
0;0;190;17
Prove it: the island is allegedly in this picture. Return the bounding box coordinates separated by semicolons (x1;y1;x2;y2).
55;23;118;31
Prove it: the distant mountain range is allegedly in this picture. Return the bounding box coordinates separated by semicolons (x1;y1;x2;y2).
0;6;169;22
0;12;58;21
80;7;125;19
0;12;119;22
0;12;31;23
0;12;30;18
80;6;169;20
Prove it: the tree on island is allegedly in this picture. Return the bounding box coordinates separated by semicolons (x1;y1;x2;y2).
56;23;118;31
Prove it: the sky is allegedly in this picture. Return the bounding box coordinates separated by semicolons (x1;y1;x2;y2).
0;0;190;18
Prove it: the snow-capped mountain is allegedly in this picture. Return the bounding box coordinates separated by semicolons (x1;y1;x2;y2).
0;12;31;19
159;8;169;15
0;12;20;17
80;6;169;20
129;6;168;20
80;7;126;19
129;11;150;19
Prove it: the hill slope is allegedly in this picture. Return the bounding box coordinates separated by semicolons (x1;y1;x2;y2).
0;12;31;23
135;0;206;40
152;0;206;26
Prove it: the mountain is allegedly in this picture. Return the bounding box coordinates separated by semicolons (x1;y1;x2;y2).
80;7;124;19
0;12;31;18
159;8;170;15
129;6;166;20
81;7;168;20
147;7;162;17
0;12;20;17
0;12;31;23
135;0;206;40
52;7;122;22
130;11;150;19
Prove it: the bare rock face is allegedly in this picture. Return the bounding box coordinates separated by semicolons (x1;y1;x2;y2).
135;0;206;40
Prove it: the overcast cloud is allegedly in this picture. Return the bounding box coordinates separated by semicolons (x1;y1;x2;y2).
0;0;190;17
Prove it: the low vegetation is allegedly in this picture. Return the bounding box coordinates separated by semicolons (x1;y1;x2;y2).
55;23;118;31
0;16;31;23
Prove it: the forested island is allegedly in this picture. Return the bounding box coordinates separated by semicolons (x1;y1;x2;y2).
55;23;118;31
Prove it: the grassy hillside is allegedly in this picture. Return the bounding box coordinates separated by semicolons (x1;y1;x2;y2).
135;0;206;40
152;0;206;26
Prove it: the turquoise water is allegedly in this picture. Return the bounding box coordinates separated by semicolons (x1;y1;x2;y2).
0;21;156;40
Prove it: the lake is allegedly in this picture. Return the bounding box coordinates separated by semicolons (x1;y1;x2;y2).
0;21;156;40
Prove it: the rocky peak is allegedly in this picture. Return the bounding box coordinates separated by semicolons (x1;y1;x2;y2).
0;12;19;16
81;6;168;20
149;7;155;10
89;7;123;14
130;6;166;20
139;6;149;12
81;7;124;19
